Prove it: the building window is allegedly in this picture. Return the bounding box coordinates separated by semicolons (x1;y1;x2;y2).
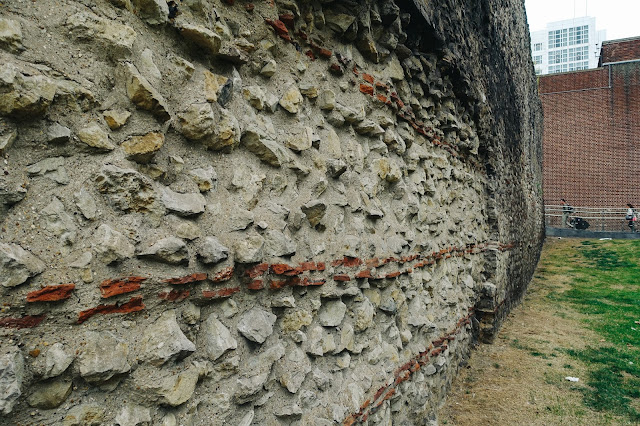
549;64;568;74
568;61;589;71
548;29;568;48
533;55;543;65
534;42;543;51
568;25;589;45
549;49;568;64
568;46;589;62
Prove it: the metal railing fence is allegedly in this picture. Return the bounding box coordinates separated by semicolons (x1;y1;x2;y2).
544;205;637;232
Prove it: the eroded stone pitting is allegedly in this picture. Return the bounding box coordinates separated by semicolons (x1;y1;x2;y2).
0;0;542;423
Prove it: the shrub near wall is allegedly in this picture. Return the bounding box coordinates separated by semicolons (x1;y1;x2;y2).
0;0;543;424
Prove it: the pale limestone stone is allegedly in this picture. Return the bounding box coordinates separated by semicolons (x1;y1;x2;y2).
93;224;135;265
353;299;375;332
285;126;313;152
0;243;45;288
114;404;152;426
156;367;201;406
168;54;195;80
161;187;206;216
233;234;264;263
275;346;311;394
299;82;318;98
264;229;296;257
178;103;215;140
103;110;131;130
95;165;159;213
122;132;164;163
188;166;217;192
140;310;195;366
260;60;277;77
63;404;105;426
301;200;327;227
124;63;170;122
205;108;240;151
66;12;136;54
319;300;347;327
131;0;168;26
203;70;227;103
27;379;71;409
47;123;71;144
281;309;312;333
41;197;77;244
237;308;277;344
243;85;266;110
0;127;16;155
241;116;290;167
41;343;74;379
77;123;114;151
317;90;336;110
234;343;285;403
74;188;97;220
0;64;57;118
138;237;188;264
0;18;23;53
201;314;237;361
178;22;222;55
279;85;303;114
78;331;130;383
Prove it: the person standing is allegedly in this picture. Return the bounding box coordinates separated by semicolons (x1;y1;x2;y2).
626;203;636;232
561;199;574;228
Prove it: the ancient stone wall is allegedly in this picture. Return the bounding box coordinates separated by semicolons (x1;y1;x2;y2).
0;0;543;424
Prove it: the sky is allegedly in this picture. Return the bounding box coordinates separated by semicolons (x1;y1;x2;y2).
524;0;640;41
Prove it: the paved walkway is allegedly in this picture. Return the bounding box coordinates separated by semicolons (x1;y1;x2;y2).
546;227;640;239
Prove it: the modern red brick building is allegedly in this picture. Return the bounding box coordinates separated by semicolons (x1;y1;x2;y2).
539;37;640;214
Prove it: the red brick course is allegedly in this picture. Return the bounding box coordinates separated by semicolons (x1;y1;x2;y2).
27;284;75;302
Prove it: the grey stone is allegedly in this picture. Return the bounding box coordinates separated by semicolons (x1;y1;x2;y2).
275;346;311;394
0;18;23;53
242;116;290;167
138;237;188;264
78;331;131;383
74;188;97;220
205;107;241;151
140;310;195;366
327;159;347;178
63;404;105;426
47;123;71;144
324;11;356;34
42;343;74;379
233;235;264;263
41;197;77;244
0;347;23;415
95;165;159;214
234;343;285;403
93;224;135;265
301;200;327;227
237;307;277;344
0;127;16;155
27;379;72;409
264;229;296;257
114;404;152;426
26;157;69;185
319;300;347;327
131;0;168;25
161;187;206;216
124;63;170;122
201;314;237;361
178;21;222;55
188;166;217;192
197;237;228;264
304;326;336;356
228;209;254;231
0;243;46;288
275;403;303;418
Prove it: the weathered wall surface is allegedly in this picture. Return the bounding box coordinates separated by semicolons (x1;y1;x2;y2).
0;0;543;424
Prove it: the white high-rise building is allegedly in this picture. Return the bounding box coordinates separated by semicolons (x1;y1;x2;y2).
530;17;606;75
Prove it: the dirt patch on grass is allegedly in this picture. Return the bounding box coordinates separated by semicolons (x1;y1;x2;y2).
440;239;630;425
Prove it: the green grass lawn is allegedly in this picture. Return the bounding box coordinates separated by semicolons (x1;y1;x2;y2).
545;240;640;422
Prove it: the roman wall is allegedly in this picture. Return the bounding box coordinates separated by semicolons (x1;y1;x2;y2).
0;0;543;424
